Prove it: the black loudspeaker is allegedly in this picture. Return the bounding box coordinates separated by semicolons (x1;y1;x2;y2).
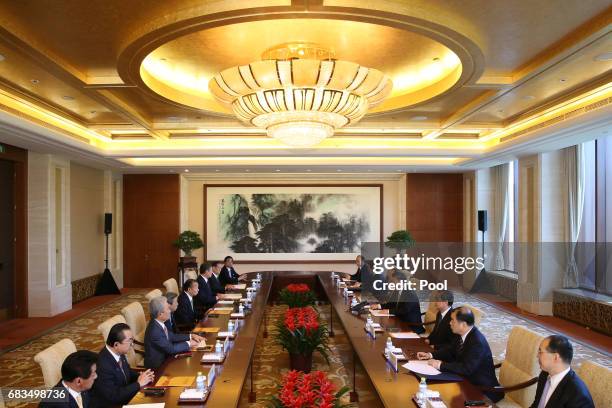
478;210;488;232
104;213;112;235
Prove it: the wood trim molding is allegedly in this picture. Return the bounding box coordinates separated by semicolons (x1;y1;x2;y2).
203;183;383;263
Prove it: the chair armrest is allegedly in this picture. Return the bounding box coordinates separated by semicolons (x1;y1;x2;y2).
134;349;146;357
134;339;145;347
479;376;538;393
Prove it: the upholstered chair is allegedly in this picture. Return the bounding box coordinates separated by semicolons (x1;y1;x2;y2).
482;325;543;407
97;314;144;367
121;302;147;345
145;288;162;301
577;360;611;408
461;303;485;326
422;301;438;335
33;339;77;387
184;270;198;281
162;278;179;294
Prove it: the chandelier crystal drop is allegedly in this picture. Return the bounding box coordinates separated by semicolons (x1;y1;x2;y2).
209;42;392;147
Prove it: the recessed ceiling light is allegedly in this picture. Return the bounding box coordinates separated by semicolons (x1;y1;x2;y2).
306;169;312;172
522;95;535;100
411;115;428;121
30;79;39;85
275;169;281;172
245;169;250;172
593;52;612;62
367;169;372;172
559;78;567;83
184;169;189;173
167;116;180;121
336;169;342;172
214;169;220;172
62;95;75;101
0;54;5;62
395;169;403;172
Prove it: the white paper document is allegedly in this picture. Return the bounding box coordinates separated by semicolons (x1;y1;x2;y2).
231;284;247;290
403;360;441;376
389;332;420;339
217;300;234;305
179;389;206;400
370;310;395;317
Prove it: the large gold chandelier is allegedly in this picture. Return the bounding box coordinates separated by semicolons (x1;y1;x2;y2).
209;43;393;147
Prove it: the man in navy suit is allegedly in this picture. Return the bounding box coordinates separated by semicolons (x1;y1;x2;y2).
426;290;455;349
174;279;200;329
91;323;155;407
163;292;179;333
530;335;594;408
210;261;225;295
219;256;240;287
372;270;424;333
144;296;199;369
418;307;504;403
39;350;98;408
196;263;219;311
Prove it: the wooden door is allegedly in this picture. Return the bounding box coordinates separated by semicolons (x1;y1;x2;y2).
123;174;180;288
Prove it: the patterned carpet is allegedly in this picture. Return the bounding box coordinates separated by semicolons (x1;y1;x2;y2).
0;289;609;408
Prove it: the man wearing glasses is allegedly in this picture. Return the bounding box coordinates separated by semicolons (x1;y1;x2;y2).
530;335;594;408
91;323;155;407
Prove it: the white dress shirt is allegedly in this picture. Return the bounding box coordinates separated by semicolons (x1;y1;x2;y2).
62;381;83;408
542;367;571;407
105;345;121;363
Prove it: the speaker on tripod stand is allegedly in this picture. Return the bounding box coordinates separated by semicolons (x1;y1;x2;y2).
469;210;495;294
95;213;121;295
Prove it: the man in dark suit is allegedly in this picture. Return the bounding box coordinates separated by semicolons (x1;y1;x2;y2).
530;335;594;408
210;261;225;295
174;279;200;329
347;255;371;289
418;307;503;403
426;290;455;349
39;350;98;408
372;271;424;333
196;263;219;311
91;323;155;407
144;296;199;369
219;256;240;287
163;291;179;333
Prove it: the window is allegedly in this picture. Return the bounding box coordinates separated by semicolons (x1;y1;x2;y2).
578;138;611;294
503;160;518;273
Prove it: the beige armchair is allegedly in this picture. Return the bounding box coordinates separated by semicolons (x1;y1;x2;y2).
121;302;147;346
97;314;144;367
145;288;162;301
162;278;179;294
421;301;438;335
33;339;77;387
577;361;611;408
461;303;485;326
481;325;543;407
184;270;197;281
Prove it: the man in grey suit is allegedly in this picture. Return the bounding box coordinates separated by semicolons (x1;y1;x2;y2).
143;296;199;369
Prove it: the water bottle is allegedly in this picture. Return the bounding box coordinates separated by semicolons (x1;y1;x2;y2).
257;272;262;280
366;313;373;326
351;297;358;308
417;377;428;404
238;303;244;314
196;372;206;392
386;337;393;352
215;340;222;354
228;320;234;333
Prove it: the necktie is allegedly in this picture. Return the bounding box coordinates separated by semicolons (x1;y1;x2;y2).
457;336;464;354
75;394;83;408
162;323;169;339
537;377;552;408
118;357;127;383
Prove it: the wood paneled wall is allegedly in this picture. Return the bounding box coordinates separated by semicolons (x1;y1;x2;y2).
406;173;463;242
123;174;179;288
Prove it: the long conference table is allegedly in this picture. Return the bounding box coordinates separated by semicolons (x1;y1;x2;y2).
128;271;486;407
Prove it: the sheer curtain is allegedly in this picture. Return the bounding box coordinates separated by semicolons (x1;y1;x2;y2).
564;144;586;288
494;163;510;270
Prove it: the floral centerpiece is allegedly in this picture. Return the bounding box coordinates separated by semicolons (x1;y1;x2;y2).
279;284;317;308
268;370;350;408
275;307;329;372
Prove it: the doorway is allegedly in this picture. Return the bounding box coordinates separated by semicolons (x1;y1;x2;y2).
0;159;15;320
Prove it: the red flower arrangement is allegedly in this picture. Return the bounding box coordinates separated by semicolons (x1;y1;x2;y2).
268;370;350;408
275;306;330;371
279;284;316;308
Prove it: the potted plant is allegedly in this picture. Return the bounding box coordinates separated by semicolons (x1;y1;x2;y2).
385;230;415;253
172;230;204;262
268;370;350;408
279;284;317;308
275;307;330;373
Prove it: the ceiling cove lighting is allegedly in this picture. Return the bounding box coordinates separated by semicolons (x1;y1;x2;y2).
209;42;392;147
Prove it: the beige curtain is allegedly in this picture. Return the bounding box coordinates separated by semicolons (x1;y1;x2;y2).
494;163;510;270
564;144;586;288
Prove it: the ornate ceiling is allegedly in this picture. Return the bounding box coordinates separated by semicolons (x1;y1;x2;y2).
0;0;610;172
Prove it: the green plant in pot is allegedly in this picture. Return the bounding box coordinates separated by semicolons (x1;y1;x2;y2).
385;230;415;253
173;230;204;261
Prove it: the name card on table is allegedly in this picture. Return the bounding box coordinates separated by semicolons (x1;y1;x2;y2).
365;322;376;339
208;364;217;388
388;350;399;372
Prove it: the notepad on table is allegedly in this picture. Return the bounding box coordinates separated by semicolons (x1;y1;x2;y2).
179;388;208;402
217;300;235;305
209;308;232;315
201;352;225;363
389;331;420;339
217;331;235;338
230;312;245;319
371;309;395;317
219;293;242;300
155;375;195;387
402;360;441;376
192;326;219;334
230;283;247;290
